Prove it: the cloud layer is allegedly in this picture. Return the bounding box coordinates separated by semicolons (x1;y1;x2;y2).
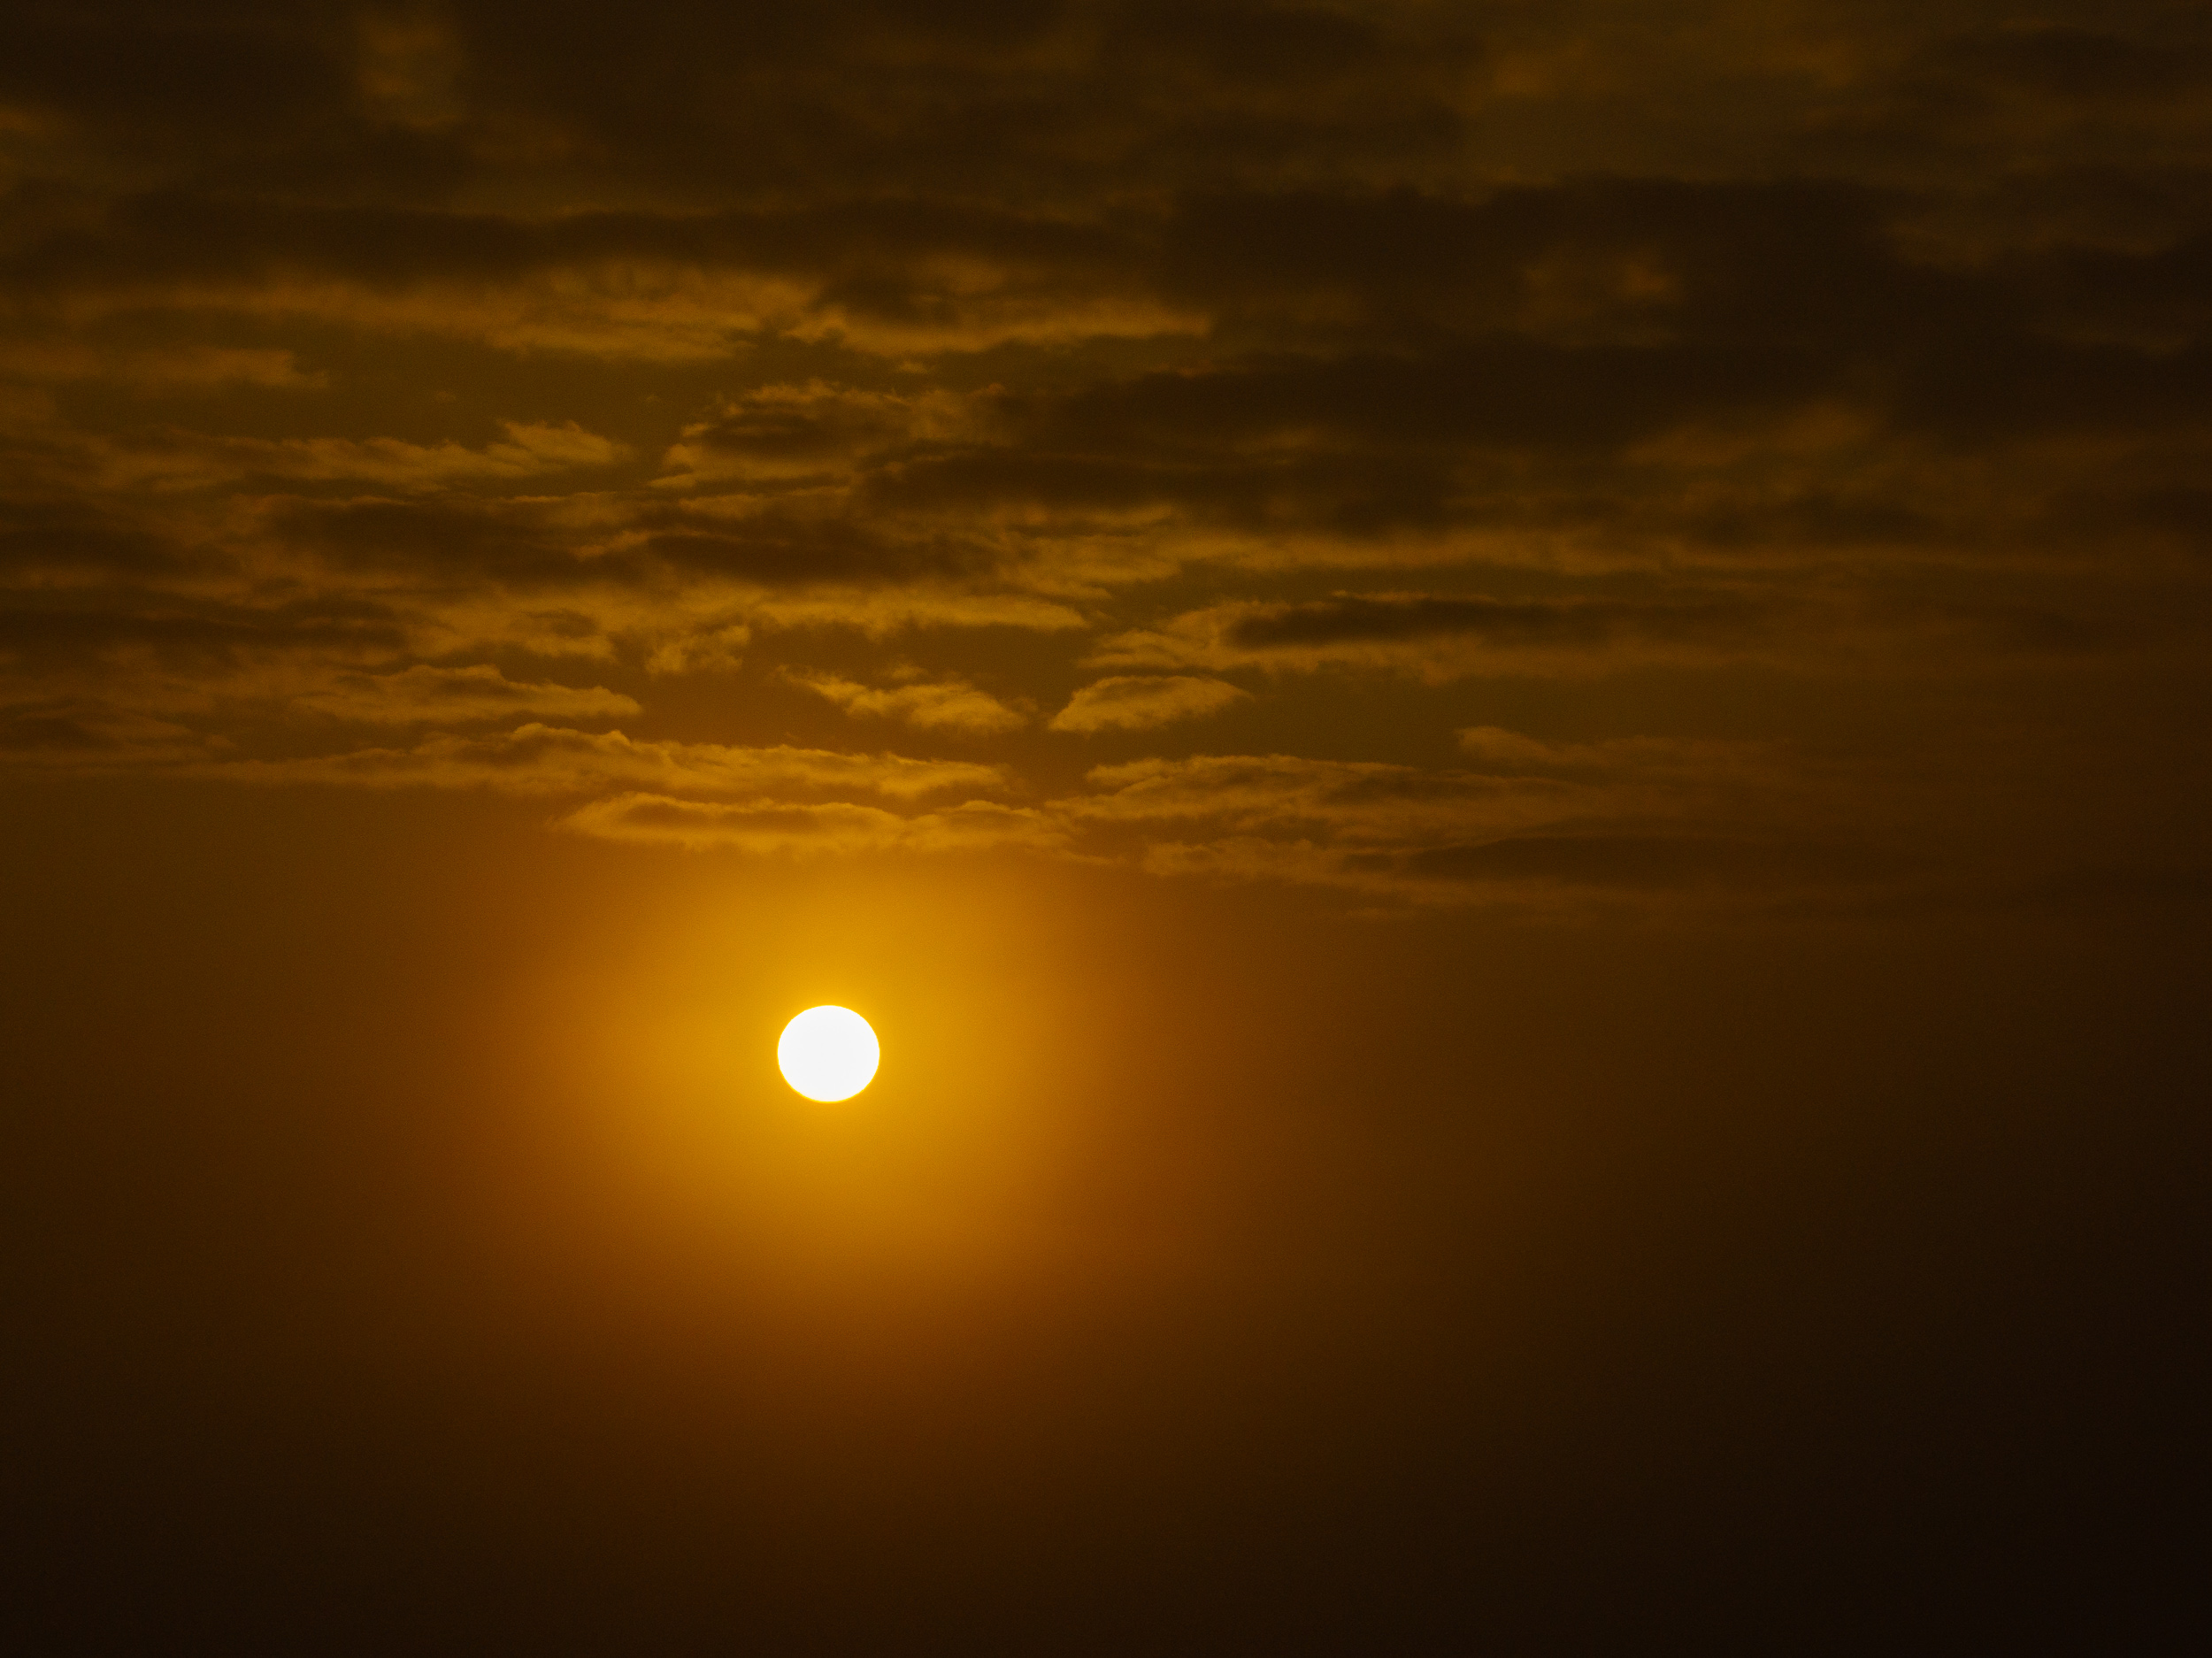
4;1;2207;910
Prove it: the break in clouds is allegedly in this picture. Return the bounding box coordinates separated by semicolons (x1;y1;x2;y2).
4;1;2208;910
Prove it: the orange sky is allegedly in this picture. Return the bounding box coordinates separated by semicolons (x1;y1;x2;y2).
4;3;2207;1650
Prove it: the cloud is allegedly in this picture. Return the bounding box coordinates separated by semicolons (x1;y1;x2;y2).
1048;674;1248;733
782;669;1028;733
643;625;751;677
554;792;1068;856
1062;752;1583;842
1092;593;1777;680
4;0;2207;915
0;696;226;767
1455;725;1766;779
636;513;982;588
746;589;1090;637
210;724;1006;800
291;664;640;725
0;193;1196;361
0;584;410;665
75;420;627;493
1052;736;1886;908
0;342;325;389
655;382;978;487
1135;829;1894;910
355;8;467;132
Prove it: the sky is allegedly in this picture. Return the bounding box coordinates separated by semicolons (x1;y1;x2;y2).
4;2;2207;1649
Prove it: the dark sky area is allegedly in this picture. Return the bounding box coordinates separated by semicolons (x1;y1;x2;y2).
4;3;2208;1650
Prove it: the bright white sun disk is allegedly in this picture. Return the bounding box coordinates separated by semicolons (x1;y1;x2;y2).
777;1006;879;1101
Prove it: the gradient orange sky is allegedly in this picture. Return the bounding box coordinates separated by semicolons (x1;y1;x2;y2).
4;4;2207;1650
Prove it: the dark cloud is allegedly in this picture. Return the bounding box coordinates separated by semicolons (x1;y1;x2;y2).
1224;595;1763;651
1923;22;2212;106
1160;178;1964;351
0;7;355;150
641;519;985;588
268;496;605;584
0;695;209;760
0;189;1140;303
0;586;406;661
1018;339;1836;455
0;499;194;577
1395;834;1878;892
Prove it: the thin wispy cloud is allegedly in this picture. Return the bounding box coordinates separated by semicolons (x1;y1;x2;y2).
1049;675;1248;733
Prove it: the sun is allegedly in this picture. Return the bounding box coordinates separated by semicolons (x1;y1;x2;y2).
777;1006;880;1101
